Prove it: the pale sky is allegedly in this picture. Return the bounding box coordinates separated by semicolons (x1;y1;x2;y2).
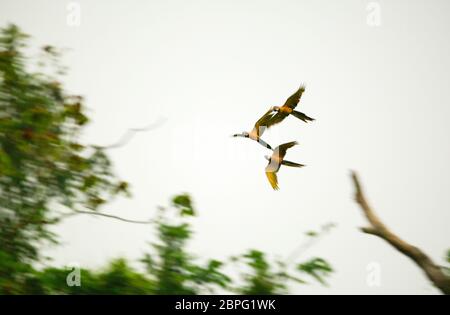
1;0;449;294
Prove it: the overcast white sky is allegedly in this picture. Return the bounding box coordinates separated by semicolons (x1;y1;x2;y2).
1;0;449;294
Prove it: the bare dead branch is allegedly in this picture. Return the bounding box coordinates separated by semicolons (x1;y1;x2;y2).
99;117;167;150
351;171;450;295
57;209;154;225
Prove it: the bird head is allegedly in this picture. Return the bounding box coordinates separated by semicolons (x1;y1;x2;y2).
271;106;280;112
232;132;249;138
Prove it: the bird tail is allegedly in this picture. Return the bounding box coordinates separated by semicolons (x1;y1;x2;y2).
265;172;279;190
291;110;314;123
281;160;305;168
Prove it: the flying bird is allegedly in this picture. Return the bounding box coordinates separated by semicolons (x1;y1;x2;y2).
268;85;314;127
265;141;304;190
233;108;276;150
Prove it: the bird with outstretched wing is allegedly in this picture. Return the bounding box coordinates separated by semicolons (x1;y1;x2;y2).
232;107;277;150
265;141;305;190
267;85;314;128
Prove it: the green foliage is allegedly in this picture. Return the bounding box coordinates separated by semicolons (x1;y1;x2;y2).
235;250;289;295
305;223;336;239
0;24;127;293
23;194;334;295
232;250;334;295
172;194;195;217
0;193;334;295
91;259;153;295
0;24;335;295
297;258;333;285
229;224;336;294
305;231;318;237
34;259;154;295
232;250;334;294
142;198;230;294
0;249;36;294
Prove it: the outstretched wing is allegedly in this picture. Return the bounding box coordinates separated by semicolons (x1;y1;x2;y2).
291;110;314;123
265;112;288;128
264;85;307;128
274;141;298;160
252;108;276;137
283;85;306;109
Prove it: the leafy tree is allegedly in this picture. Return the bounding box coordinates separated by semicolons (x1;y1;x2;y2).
232;250;333;295
142;194;231;294
297;258;333;286
0;24;128;294
234;250;290;295
1;190;333;295
33;259;153;295
26;194;333;295
0;24;334;295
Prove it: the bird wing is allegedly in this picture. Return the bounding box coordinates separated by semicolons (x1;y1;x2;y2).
265;112;288;128
283;85;306;109
263;85;307;128
291;110;314;123
274;141;298;160
252;108;276;137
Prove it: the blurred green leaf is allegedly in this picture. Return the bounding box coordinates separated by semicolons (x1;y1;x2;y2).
297;258;333;286
172;194;195;217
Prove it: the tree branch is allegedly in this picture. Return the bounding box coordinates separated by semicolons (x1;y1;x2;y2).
99;117;166;150
285;223;336;265
57;209;154;225
351;171;450;295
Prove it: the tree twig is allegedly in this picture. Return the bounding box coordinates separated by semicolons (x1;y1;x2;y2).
57;209;154;225
285;223;335;265
351;171;450;295
99;117;166;150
